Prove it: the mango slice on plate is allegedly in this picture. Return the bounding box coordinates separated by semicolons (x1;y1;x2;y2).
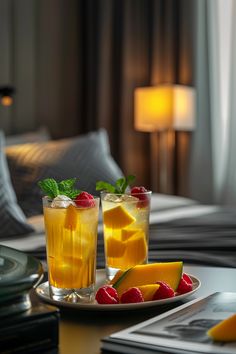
111;261;183;296
64;204;79;230
207;314;236;342
103;205;135;229
106;237;126;257
137;284;160;301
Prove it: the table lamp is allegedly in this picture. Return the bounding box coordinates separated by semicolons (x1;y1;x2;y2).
134;84;195;193
0;86;15;106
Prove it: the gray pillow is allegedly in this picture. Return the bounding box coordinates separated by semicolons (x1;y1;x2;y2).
5;126;50;146
6;129;124;217
0;131;34;238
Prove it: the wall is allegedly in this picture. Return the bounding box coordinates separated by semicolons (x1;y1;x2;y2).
0;0;79;138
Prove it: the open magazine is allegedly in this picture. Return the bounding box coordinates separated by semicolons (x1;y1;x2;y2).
101;292;236;354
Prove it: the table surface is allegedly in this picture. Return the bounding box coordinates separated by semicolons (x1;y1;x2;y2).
34;265;236;354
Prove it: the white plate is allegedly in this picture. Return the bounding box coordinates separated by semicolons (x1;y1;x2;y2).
35;269;201;311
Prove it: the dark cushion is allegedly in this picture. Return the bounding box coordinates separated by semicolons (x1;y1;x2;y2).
6;129;124;217
0;131;34;238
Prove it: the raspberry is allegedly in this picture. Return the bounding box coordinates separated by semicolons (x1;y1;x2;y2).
75;191;95;207
152;281;175;300
131;186;149;208
120;287;144;304
176;277;193;295
183;273;193;285
95;286;119;304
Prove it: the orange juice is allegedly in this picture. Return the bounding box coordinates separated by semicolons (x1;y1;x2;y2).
43;197;99;301
101;192;151;279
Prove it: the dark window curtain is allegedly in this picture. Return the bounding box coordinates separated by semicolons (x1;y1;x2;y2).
76;0;194;190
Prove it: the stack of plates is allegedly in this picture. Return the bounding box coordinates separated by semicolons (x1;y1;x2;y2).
0;245;44;317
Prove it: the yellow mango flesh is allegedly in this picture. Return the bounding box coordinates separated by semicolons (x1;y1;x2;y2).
103;205;135;229
137;284;160;301
121;229;140;241
207;314;236;342
106;237;126;257
123;232;147;267
64;205;79;230
111;262;183;296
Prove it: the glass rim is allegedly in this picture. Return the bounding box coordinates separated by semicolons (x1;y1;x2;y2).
42;195;100;202
100;190;152;196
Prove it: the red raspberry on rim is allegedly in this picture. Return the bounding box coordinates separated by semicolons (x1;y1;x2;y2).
152;281;175;300
176;273;193;294
95;285;119;304
131;186;149;208
120;287;144;304
75;191;95;207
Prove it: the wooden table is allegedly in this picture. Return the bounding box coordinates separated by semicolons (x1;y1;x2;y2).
36;265;236;354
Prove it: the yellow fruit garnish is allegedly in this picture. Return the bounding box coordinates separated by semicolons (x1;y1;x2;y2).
121;228;140;241
106;237;126;257
103;205;135;229
64;204;79;230
137;284;160;301
207;314;236;342
111;262;183;296
123;232;147;267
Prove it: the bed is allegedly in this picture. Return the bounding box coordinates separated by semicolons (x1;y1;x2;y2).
1;128;236;270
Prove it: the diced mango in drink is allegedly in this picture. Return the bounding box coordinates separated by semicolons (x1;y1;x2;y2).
121;228;140;241
123;231;147;267
138;284;160;301
106;237;126;257
64;204;79;230
103;205;135;229
207;314;236;342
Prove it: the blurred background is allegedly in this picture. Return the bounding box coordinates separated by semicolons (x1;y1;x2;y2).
0;0;235;206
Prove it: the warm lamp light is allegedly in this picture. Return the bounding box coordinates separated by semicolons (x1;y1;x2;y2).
134;84;196;193
134;84;195;132
0;86;15;107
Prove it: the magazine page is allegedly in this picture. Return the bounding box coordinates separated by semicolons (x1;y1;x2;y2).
106;293;236;354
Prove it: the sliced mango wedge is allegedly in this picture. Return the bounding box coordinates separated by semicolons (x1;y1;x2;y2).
111;261;183;296
121;228;140;241
103;205;135;229
207;314;236;342
64;204;79;230
123;232;147;267
106;237;126;258
138;284;160;301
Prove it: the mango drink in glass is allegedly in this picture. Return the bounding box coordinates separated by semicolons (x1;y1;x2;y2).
42;191;99;303
101;190;151;280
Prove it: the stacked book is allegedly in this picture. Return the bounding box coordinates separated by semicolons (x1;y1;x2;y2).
0;245;59;353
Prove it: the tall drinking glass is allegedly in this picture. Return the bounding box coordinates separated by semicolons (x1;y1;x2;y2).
101;191;152;280
43;196;99;302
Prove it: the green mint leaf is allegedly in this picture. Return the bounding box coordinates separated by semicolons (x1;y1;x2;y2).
66;189;81;199
96;181;116;193
38;178;59;198
96;175;136;194
114;177;126;194
58;178;77;192
126;175;136;185
125;175;136;191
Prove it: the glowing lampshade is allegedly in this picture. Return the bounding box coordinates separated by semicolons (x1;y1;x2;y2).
134;84;195;132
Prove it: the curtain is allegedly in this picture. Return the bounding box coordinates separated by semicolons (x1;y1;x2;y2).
76;0;195;190
190;0;235;205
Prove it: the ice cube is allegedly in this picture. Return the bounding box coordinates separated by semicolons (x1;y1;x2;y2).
103;193;122;203
51;195;74;208
120;194;139;202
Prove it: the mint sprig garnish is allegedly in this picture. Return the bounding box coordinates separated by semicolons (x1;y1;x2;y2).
96;175;135;194
38;178;81;199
